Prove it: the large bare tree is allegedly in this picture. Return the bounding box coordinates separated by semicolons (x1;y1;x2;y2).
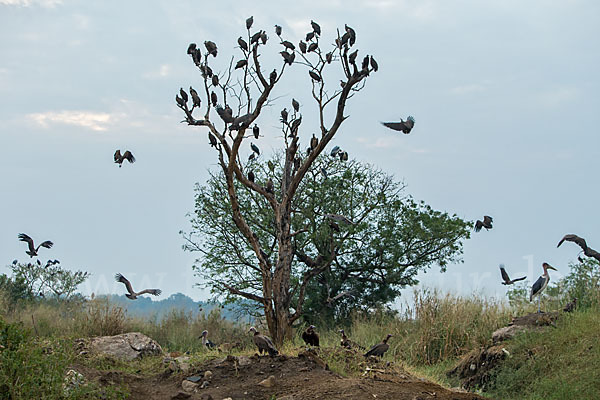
176;17;377;344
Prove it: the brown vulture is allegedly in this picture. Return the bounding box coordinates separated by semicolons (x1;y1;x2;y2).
301;325;319;347
115;273;162;300
364;334;392;358
499;264;526;285
563;297;577;313
249;327;278;356
18;233;53;258
474;215;493;232
381;116;415;134
339;329;364;350
114;150;135;167
557;234;600;262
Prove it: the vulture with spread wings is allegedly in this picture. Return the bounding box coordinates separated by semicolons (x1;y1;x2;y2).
499;264;526;285
381;116;415;134
557;234;600;262
18;233;53;258
115;273;161;299
474;215;493;232
114;150;136;167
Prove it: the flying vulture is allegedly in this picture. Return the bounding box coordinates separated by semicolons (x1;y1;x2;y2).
199;330;217;349
115;273;162;300
557;234;600;262
114;150;135;167
364;334;392;358
249;327;278;356
499;264;526;285
18;233;53;258
474;216;493;232
301;325;320;347
381;116;415;134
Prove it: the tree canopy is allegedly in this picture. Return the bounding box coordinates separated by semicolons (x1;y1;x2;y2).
183;154;471;323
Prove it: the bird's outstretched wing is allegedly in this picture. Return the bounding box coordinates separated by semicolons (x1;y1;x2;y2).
18;233;36;253
381;121;407;131
39;240;53;249
511;276;526;283
557;234;587;250
137;288;162;296
474;220;483;232
499;265;511;284
483;215;493;225
115;273;135;295
114;150;122;162
122;151;135;164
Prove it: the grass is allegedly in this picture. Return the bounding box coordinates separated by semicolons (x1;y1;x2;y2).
483;307;600;400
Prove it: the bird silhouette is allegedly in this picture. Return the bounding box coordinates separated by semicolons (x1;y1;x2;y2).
381;116;415;134
18;233;53;258
115;273;162;300
499;264;526;285
114;150;135;167
474;216;493;232
557;234;600;262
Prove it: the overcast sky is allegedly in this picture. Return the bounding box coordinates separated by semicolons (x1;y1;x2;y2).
1;0;598;303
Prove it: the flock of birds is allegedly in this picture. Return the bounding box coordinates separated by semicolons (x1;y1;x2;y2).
197;325;393;359
472;215;588;314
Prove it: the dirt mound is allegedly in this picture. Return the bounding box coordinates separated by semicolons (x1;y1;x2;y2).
74;348;484;400
449;311;560;391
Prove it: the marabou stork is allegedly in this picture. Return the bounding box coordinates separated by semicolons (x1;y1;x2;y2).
530;263;557;313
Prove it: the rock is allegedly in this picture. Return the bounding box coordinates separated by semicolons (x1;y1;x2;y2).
181;380;199;393
492;325;529;343
204;370;213;380
175;356;191;373
298;349;328;370
258;375;276;388
186;376;202;383
238;356;252;366
171;392;191;399
86;332;163;361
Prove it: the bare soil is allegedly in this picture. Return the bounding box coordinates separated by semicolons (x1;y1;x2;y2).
74;348;485;400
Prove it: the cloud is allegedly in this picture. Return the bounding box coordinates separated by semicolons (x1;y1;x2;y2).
0;0;62;7
143;64;171;79
28;110;116;131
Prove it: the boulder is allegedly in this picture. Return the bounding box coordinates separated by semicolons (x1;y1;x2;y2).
181;379;199;393
86;332;163;361
258;375;276;388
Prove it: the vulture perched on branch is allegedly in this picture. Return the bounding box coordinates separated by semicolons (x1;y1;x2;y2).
18;233;53;258
557;234;600;262
249;327;278;356
364;334;392;358
115;273;162;300
114;150;136;167
474;215;493;232
499;264;526;285
301;325;320;347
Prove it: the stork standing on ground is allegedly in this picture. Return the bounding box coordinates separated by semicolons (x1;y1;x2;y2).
530;263;557;313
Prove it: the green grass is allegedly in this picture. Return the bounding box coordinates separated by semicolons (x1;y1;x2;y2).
483;307;600;400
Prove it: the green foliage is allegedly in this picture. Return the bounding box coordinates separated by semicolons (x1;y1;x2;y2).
0;274;33;308
0;317;127;399
184;154;471;323
485;307;600;400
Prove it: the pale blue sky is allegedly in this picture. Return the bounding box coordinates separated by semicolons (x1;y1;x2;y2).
1;0;598;302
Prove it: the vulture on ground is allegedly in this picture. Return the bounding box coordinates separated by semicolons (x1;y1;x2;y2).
249;327;278;356
301;325;320;347
474;216;493;232
364;334;392;358
381;116;415;134
115;273;162;300
18;233;53;258
339;329;364;350
199;330;217;349
557;234;600;262
499;264;526;285
563;298;577;313
114;150;136;167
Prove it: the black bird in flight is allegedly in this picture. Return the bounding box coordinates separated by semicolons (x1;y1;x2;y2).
114;150;135;167
499;264;526;285
557;234;600;262
18;233;53;258
474;216;493;232
115;273;162;300
381;116;415;134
